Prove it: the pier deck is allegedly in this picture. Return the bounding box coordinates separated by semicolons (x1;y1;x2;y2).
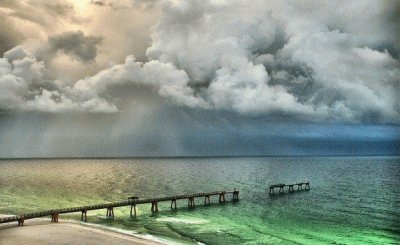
0;190;239;226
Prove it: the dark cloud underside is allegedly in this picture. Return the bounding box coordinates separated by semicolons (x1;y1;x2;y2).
0;109;398;157
47;31;102;62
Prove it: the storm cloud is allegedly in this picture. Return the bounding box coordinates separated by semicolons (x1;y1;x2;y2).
1;0;399;123
0;0;399;157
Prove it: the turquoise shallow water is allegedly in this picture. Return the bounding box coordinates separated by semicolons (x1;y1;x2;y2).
0;157;399;244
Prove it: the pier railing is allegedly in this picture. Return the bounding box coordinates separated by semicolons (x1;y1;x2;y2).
0;189;239;226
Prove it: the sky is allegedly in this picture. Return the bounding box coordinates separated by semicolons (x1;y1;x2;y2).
0;0;399;157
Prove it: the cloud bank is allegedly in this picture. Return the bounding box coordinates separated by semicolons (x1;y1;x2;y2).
0;0;399;124
0;46;117;112
144;0;400;123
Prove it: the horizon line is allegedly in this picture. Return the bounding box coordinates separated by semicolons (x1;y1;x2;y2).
0;154;399;160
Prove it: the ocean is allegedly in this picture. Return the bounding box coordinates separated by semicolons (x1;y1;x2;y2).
0;156;399;244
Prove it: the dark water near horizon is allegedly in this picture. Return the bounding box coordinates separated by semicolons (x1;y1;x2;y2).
0;156;399;244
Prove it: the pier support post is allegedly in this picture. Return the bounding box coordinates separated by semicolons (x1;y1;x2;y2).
130;204;136;217
204;195;210;205
151;200;158;212
297;184;302;190
81;210;87;222
269;187;274;194
288;185;294;193
51;212;59;223
188;197;195;208
106;207;114;218
279;186;284;194
170;198;177;209
219;192;226;203
18;216;24;226
233;189;239;201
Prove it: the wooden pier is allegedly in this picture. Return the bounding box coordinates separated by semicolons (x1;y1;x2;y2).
269;182;310;194
0;190;239;226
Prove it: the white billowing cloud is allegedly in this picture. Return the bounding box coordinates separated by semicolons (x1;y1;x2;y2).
25;89;117;113
207;56;312;115
142;0;400;122
74;55;208;108
135;0;315;116
0;46;117;113
278;30;400;122
147;1;276;82
0;47;45;110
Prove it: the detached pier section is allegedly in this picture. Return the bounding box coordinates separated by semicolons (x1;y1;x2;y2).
269;182;310;194
0;190;239;226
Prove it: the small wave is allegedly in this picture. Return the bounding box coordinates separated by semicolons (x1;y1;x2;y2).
0;214;17;218
68;221;181;245
157;217;209;225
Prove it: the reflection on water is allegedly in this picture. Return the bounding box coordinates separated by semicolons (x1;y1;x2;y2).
0;157;399;244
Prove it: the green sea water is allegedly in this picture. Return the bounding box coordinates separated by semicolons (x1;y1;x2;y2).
0;157;399;244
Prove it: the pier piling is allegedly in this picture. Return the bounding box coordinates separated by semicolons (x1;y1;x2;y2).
151;200;158;212
51;212;59;223
18;216;24;226
171;198;177;209
297;183;302;190
219;192;226;203
204;195;210;205
128;196;138;217
130;204;136;217
188;197;195;208
106;207;114;218
81;210;87;222
233;189;239;201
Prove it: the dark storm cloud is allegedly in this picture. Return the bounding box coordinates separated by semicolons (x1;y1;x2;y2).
0;107;398;158
47;31;103;62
